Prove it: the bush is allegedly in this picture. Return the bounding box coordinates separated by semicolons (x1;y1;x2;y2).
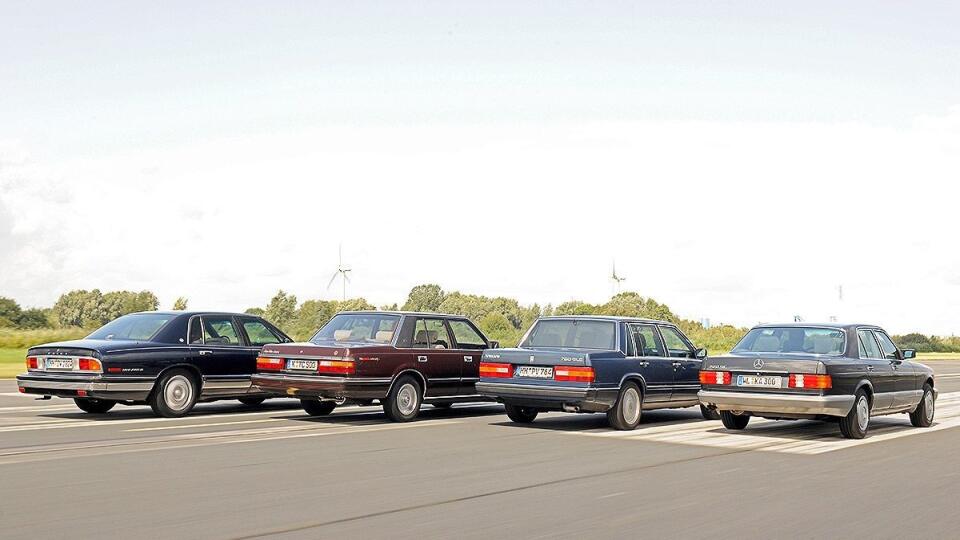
0;328;89;349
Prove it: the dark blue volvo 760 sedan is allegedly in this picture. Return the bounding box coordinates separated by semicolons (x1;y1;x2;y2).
476;316;716;430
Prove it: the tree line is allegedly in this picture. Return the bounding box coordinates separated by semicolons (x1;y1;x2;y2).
1;286;958;354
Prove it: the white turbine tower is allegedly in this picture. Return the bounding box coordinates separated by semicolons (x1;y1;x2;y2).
327;245;352;302
611;261;626;294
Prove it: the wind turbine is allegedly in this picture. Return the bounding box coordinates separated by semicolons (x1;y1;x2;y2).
327;245;352;301
610;261;626;294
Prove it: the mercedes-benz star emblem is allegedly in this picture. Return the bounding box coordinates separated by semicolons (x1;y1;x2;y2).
754;359;764;369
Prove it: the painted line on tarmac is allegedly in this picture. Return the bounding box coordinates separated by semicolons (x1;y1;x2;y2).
567;391;960;455
0;407;320;432
0;419;462;466
126;418;286;432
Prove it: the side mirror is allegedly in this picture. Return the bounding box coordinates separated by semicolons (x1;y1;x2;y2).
489;340;500;349
902;349;916;360
696;348;708;359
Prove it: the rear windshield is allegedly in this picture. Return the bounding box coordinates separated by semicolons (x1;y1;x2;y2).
87;313;175;341
733;327;846;355
522;319;617;350
312;313;401;344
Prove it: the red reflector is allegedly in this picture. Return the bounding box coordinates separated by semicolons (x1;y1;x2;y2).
788;373;832;389
108;367;122;373
77;390;87;397
479;362;512;378
256;356;285;371
554;366;595;383
317;360;355;375
26;356;38;370
78;358;102;372
18;387;25;393
699;371;732;385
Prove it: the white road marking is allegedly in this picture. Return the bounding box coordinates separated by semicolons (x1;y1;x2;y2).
566;391;960;455
0;419;462;466
126;418;285;432
0;408;313;432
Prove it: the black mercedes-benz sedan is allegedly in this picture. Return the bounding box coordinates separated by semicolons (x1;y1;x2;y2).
698;323;936;439
16;311;292;417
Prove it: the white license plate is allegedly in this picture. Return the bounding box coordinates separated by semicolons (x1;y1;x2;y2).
45;357;75;370
287;359;318;371
737;375;782;388
515;366;553;379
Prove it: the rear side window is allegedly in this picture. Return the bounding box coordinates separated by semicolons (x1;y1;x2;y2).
242;318;281;346
448;320;487;350
857;329;883;359
202;316;241;346
412;319;452;349
630;324;665;357
522;320;617;350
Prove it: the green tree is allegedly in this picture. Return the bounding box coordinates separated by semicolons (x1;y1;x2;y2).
244;307;265;317
172;297;188;310
16;308;51;329
553;300;599;315
401;284;446;312
600;292;677;322
100;290;159;321
264;290;298;330
478;312;523;348
53;289;105;327
0;297;22;324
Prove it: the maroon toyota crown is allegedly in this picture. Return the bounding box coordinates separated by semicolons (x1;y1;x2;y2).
251;311;498;421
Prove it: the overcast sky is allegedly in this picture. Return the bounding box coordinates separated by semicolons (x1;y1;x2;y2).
2;1;959;334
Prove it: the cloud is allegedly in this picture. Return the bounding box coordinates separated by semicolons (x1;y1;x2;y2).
1;108;959;333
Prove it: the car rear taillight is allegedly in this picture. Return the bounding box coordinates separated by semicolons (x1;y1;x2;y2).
257;356;284;371
554;366;595;383
317;360;355;375
788;373;832;389
699;371;732;385
26;356;38;370
78;357;102;372
479;362;512;378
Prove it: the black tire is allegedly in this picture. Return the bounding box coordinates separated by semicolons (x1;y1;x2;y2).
909;383;935;428
840;390;870;439
720;410;750;430
301;399;336;416
74;398;115;414
238;397;266;406
383;375;423;422
149;369;199;418
607;382;643;430
504;403;539;423
700;403;721;420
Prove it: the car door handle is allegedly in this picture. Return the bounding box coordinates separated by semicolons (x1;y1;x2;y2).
464;356;473;363
418;356;428;363
638;361;649;367
866;365;874;371
672;361;682;367
199;350;214;356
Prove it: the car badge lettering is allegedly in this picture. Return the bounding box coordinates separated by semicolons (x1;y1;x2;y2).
754;359;764;369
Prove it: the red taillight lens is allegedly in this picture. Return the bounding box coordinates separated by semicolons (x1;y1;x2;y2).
26;356;38;370
317;360;355;375
479;362;513;378
788;373;832;389
257;356;285;371
78;358;102;372
554;366;595;383
699;371;732;385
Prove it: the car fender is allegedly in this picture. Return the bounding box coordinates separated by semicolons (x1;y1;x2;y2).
618;373;648;395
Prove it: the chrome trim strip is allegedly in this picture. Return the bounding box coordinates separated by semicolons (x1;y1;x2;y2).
17;379;154;392
253;373;392;384
476;381;592;399
698;390;855;416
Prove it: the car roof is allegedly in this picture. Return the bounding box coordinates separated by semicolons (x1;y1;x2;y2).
131;310;259;317
752;322;879;331
338;310;471;318
538;315;674;325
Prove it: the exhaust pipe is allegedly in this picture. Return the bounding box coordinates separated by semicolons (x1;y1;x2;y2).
562;403;580;413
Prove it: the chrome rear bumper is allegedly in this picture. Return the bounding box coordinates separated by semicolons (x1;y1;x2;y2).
698;390;855;417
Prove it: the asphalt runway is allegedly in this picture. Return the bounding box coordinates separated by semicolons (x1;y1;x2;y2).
3;361;960;539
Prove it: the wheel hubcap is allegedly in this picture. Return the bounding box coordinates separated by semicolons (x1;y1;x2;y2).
925;391;934;422
164;375;193;411
397;383;418;415
856;396;869;432
622;387;641;425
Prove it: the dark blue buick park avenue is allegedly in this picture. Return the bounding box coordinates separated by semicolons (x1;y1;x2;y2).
476;316;718;429
17;311;292;417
